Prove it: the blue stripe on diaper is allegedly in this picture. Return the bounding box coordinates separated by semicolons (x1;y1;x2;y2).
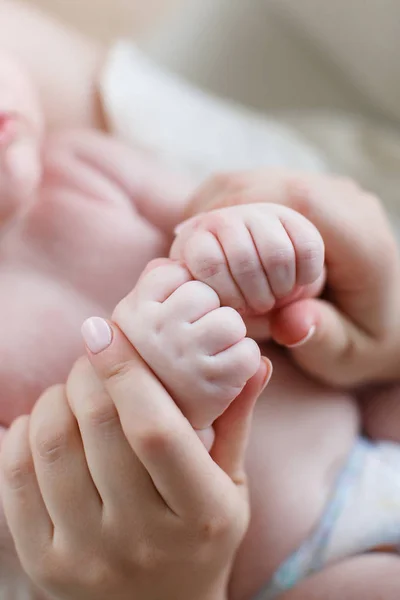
252;438;372;600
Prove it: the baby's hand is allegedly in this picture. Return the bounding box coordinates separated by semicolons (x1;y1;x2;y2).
171;202;325;322
112;259;263;445
183;170;400;387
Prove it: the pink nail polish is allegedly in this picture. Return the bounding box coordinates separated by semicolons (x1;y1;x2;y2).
81;317;113;354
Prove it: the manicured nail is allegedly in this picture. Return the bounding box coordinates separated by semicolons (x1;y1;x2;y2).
286;325;316;349
81;317;113;354
260;357;273;391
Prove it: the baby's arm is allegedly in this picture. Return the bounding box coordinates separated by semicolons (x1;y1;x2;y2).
280;554;400;599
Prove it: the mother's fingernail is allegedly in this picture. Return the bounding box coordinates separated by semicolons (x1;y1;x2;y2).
286;325;316;349
81;317;113;354
260;357;273;391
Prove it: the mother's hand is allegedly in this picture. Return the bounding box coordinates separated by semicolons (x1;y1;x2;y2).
1;322;269;600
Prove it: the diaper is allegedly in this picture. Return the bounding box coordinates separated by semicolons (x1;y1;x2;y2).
253;437;400;599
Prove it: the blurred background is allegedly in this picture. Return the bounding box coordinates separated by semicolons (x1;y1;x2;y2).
26;0;180;40
24;0;400;221
27;0;372;117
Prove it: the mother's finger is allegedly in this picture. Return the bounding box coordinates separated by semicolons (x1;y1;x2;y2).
82;318;246;518
29;385;102;543
1;416;53;562
66;357;162;517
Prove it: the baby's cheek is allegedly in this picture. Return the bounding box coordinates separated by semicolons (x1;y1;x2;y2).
0;271;101;426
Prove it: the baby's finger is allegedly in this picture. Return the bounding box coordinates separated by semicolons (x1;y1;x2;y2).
206;212;275;313
133;261;192;304
277;207;325;286
1;416;52;563
172;228;246;312
191;306;246;355
245;208;296;299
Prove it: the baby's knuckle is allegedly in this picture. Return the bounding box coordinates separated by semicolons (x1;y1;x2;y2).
193;250;226;280
267;247;295;270
296;240;324;267
231;252;259;278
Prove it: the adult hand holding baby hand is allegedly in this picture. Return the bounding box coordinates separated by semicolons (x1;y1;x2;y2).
0;319;268;600
179;169;400;387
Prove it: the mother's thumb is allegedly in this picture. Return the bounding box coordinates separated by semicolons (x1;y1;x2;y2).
211;358;272;482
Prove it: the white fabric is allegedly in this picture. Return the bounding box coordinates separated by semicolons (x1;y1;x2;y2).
101;40;400;237
101;41;326;180
141;0;400;122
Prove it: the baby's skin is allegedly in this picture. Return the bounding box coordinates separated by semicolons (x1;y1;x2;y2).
0;53;192;429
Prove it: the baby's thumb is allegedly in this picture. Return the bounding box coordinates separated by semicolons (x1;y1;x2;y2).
270;298;370;386
211;358;272;482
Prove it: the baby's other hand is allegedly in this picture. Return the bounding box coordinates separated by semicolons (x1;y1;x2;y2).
171;203;325;319
182;170;400;387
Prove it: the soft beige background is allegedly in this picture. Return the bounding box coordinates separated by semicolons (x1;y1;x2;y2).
26;0;179;40
23;0;373;116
